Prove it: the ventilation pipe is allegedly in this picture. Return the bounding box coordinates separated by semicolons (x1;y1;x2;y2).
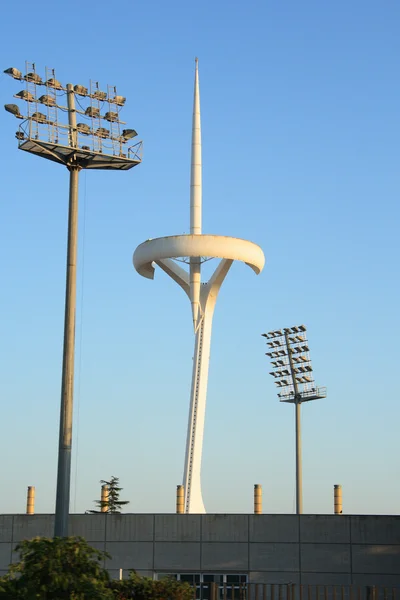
101;484;109;513
26;486;35;515
254;484;262;514
334;484;342;514
176;485;184;514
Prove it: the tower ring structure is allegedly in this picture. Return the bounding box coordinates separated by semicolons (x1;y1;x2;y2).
133;60;265;513
134;234;264;280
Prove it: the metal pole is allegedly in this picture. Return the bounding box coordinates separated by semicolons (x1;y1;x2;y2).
295;400;303;514
285;331;303;515
55;85;80;536
54;165;79;536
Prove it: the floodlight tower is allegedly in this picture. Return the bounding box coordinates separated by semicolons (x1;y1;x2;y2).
133;59;265;513
4;62;142;536
261;325;326;514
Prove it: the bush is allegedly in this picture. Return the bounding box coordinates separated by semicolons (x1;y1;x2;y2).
111;572;194;600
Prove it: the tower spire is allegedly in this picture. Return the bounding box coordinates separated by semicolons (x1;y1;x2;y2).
133;61;265;514
190;57;202;234
189;58;202;327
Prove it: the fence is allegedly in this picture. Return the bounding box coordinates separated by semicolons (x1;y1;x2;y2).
194;584;399;600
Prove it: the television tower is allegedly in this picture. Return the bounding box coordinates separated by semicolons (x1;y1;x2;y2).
133;59;265;513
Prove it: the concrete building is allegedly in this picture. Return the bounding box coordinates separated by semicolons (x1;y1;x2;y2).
0;514;399;587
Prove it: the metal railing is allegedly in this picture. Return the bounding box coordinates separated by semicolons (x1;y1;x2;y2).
194;584;399;600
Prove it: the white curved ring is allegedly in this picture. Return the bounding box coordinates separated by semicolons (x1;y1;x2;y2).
133;234;265;279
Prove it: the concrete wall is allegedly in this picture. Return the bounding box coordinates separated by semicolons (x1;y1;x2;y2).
0;514;399;585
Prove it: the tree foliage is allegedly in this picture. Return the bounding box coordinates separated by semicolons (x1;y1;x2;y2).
0;537;194;600
110;572;193;600
0;536;112;600
89;476;130;514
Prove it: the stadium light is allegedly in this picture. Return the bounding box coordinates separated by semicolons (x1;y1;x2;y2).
4;61;143;537
4;104;23;118
4;67;23;79
261;325;326;514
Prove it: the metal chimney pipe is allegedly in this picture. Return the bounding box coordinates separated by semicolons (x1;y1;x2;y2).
26;486;35;515
176;485;184;514
254;484;262;514
101;484;109;513
334;484;342;514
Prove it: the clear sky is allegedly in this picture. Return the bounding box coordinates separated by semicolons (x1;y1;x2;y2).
0;0;399;516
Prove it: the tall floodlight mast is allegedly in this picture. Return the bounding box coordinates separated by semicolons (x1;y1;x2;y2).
4;62;142;536
133;59;265;513
261;325;326;514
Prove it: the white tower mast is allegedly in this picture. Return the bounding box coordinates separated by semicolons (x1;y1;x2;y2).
133;59;265;513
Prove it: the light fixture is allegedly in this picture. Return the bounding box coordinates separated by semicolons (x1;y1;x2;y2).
24;72;42;84
4;58;142;541
32;112;50;124
262;323;326;516
92;89;107;101
112;95;126;106
122;128;138;140
4;67;22;80
77;123;91;135
104;111;119;122
46;78;63;90
95;127;110;138
4;103;22;118
85;106;100;118
39;95;56;106
15;90;35;102
74;84;88;96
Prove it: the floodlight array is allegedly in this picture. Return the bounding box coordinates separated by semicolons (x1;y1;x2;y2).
3;61;142;165
262;325;326;403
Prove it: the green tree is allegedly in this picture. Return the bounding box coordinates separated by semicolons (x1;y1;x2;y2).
0;536;113;600
0;538;194;600
89;476;130;514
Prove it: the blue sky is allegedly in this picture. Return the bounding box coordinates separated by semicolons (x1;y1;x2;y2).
0;0;399;516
